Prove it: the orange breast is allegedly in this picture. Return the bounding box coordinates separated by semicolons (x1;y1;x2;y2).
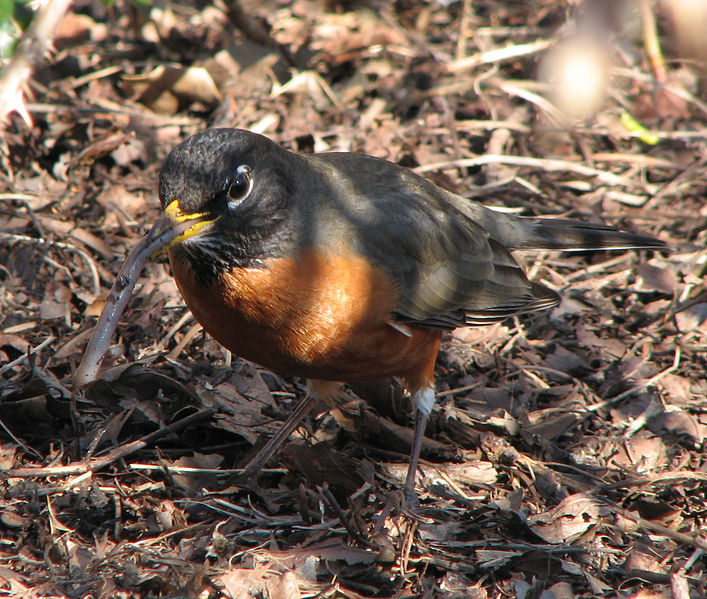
169;248;441;392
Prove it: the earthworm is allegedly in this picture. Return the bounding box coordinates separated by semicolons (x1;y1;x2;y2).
74;216;199;386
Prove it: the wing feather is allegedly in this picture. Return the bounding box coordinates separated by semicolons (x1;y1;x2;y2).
308;154;559;330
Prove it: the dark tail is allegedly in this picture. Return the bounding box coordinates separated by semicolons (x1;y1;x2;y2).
453;198;667;252
515;217;667;251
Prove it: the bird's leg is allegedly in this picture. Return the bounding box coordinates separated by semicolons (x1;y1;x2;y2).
403;385;435;504
240;393;318;478
240;379;343;479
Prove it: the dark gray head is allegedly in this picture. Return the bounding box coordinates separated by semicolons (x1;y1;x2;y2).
158;128;300;279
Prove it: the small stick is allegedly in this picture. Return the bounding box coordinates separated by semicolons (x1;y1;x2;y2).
4;408;214;478
0;0;73;126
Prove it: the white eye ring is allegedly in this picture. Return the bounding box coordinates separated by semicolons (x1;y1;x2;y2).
227;165;253;206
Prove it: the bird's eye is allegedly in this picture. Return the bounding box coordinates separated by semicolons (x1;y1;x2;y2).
227;165;253;204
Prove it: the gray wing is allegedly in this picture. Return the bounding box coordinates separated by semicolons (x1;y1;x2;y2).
307;153;559;329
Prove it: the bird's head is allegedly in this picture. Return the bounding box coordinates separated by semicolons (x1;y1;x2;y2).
156;128;299;280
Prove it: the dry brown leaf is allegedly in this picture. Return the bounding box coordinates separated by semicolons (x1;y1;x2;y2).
542;346;588;375
169;454;223;491
197;380;276;444
0;444;17;470
475;549;523;569
650;409;706;447
217;566;270;599
123;65;221;114
36;215;114;259
97;185;149;223
524;411;580;441
417;520;463;542
359;409;452;458
675;303;707;332
39;281;72;322
527;493;605;544
636;262;679;294
170;66;222;105
0;509;30;529
611;431;668;473
433;460;499;488
575;323;626;358
623;546;670;577
56;12;99;46
266;571;301;599
542;581;575;599
111;137;147;168
1;1;702;597
310;10;408;62
438;572;487;598
0;334;31;354
0;567;29;594
280;443;364;496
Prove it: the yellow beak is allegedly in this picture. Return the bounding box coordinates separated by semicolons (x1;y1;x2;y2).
158;199;221;250
145;200;221;258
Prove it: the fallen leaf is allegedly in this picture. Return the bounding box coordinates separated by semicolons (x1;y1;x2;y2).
636;262;678;294
675;303;707;332
611;431;667;473
40;281;72;322
527;494;605;544
266;571;300;599
123;65;221;114
650;409;706;448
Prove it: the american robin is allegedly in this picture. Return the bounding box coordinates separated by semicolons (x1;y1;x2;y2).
155;128;664;501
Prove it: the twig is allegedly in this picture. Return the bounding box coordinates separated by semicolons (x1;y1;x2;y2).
416;154;640;188
589;153;683;169
606;498;707;551
496;80;569;128
0;194;49;231
167;321;203;360
677;548;704;577
448;39;552;73
455;0;472;62
599;471;707;492
0;0;74;126
640;0;666;83
561;254;640;282
0;232;101;296
318;484;377;549
238;393;318;478
3;408;214;478
158;310;194;348
32;362;72;400
0;335;54;376
0;417;42;459
399;518;417;577
648;157;707;207
588;345;682;411
436;381;483;398
129;464;287;476
611;66;707;116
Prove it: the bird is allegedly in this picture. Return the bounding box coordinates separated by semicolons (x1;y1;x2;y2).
156;127;665;502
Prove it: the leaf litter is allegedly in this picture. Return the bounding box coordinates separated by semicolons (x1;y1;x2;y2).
0;0;706;597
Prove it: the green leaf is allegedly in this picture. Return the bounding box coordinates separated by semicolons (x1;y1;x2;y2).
0;10;21;59
0;0;12;24
620;111;660;146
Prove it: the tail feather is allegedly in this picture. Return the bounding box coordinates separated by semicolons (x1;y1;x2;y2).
451;198;666;252
520;217;667;251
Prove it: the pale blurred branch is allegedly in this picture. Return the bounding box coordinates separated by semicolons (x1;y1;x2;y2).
0;0;73;128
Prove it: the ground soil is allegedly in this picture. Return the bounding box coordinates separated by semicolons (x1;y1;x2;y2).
1;1;705;598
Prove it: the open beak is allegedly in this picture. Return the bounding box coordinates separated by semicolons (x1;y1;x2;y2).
149;199;221;256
